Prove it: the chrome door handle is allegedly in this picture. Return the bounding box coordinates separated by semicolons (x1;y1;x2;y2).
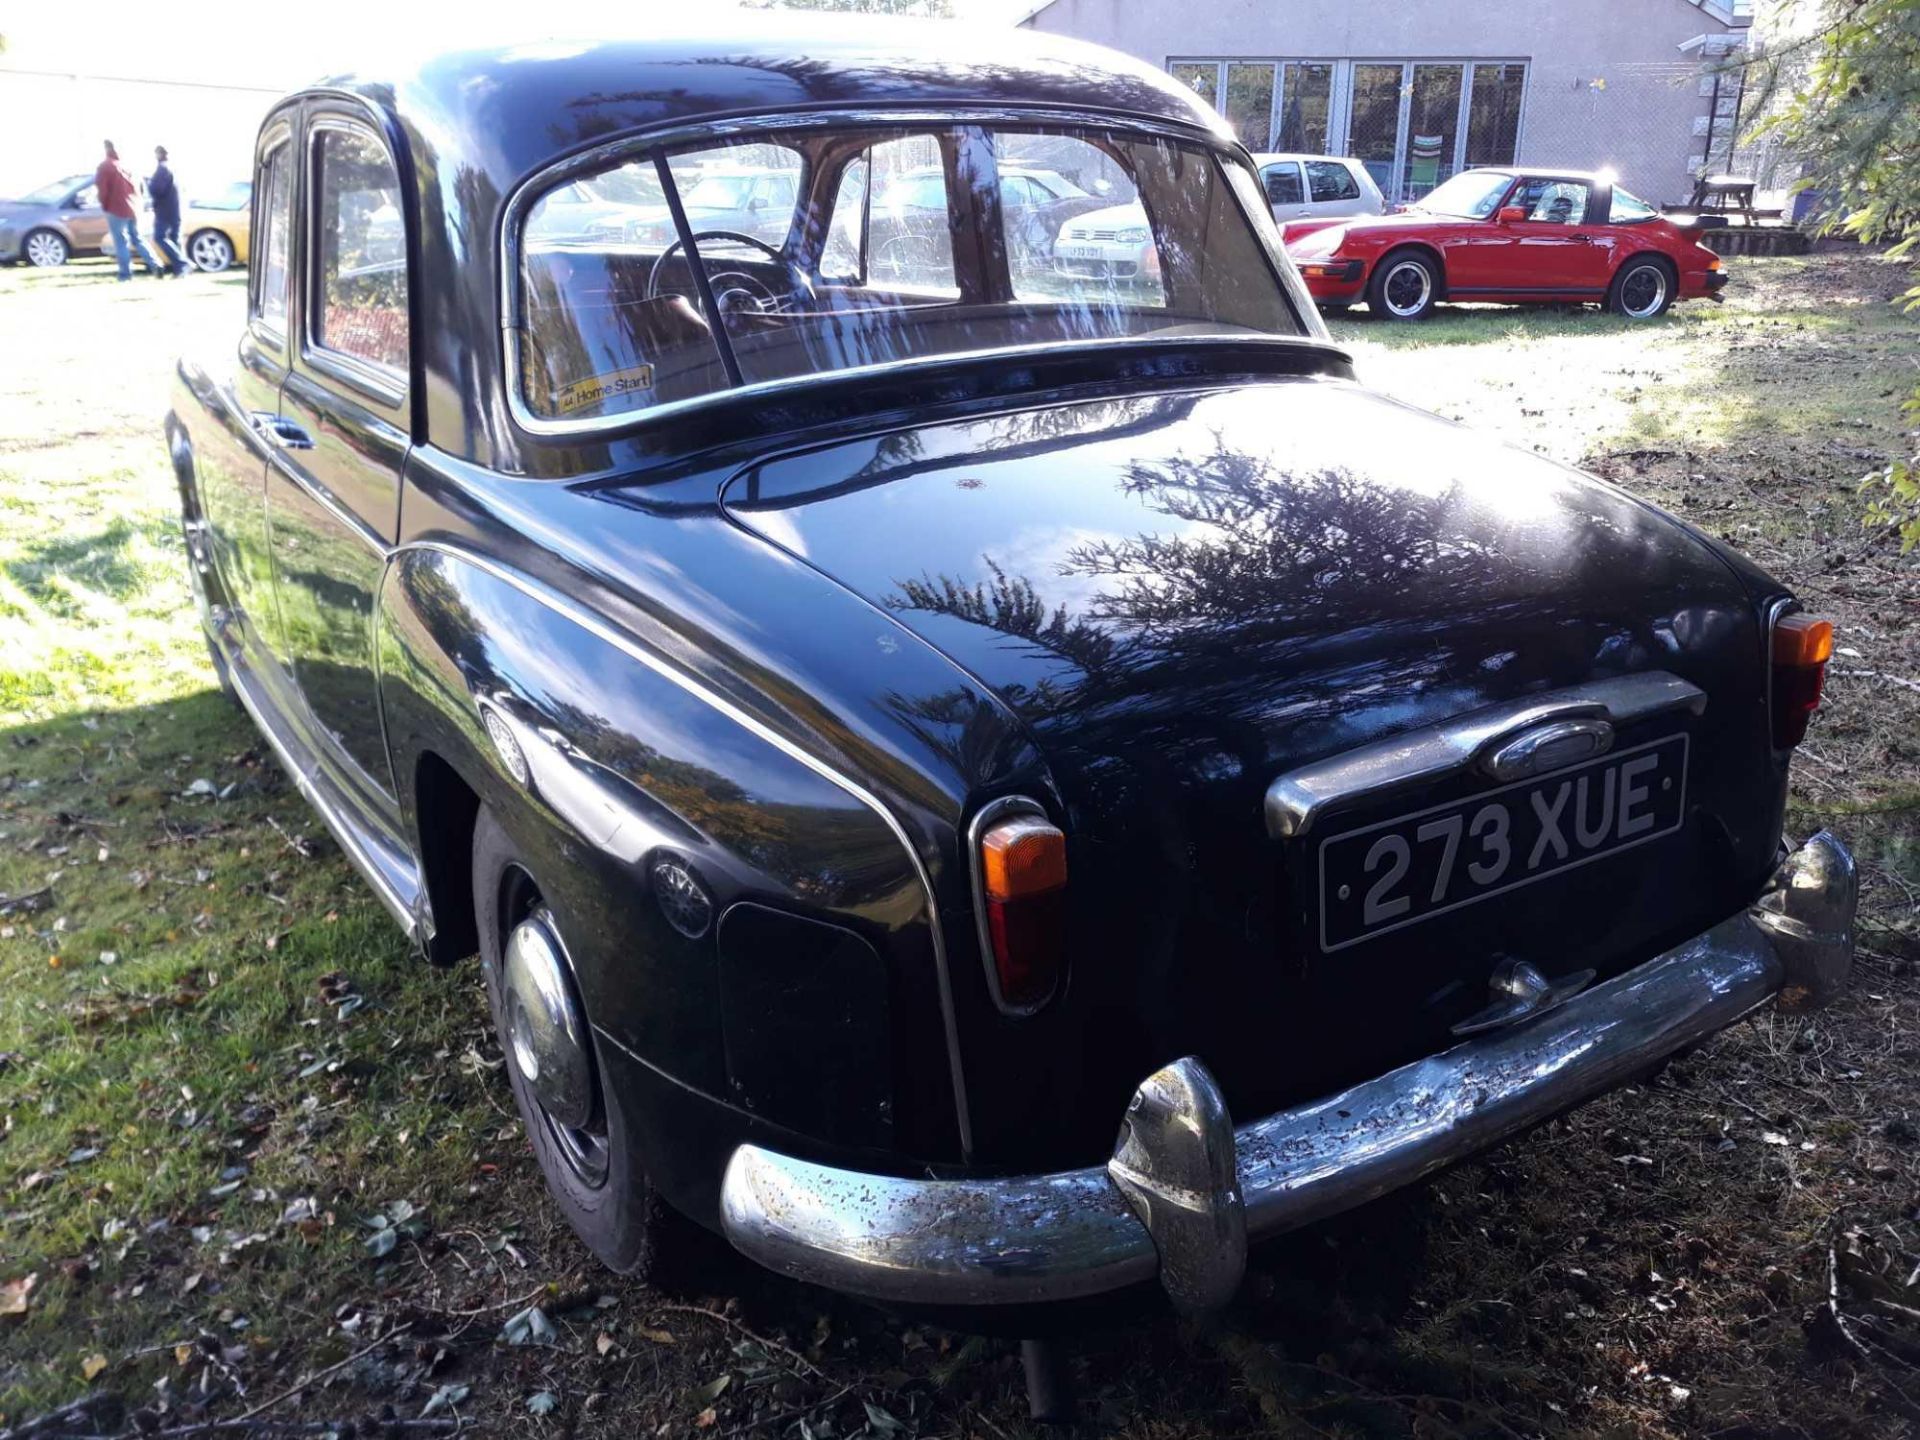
249;411;314;450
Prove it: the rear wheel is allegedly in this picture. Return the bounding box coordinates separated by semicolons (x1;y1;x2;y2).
187;230;234;273
1608;256;1674;319
23;230;68;268
472;807;705;1283
1367;250;1439;321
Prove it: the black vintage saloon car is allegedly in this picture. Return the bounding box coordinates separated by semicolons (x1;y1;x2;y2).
166;22;1855;1316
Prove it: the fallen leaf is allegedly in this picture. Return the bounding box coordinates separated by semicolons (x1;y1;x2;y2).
175;1344;194;1367
499;1305;559;1346
527;1391;558;1416
421;1383;470;1418
863;1400;905;1433
81;1354;108;1381
695;1408;717;1430
1761;1131;1790;1147
637;1326;676;1345
691;1374;732;1407
595;1332;616;1357
0;1274;36;1322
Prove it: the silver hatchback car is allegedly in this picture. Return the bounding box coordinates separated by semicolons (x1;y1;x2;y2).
0;175;111;267
1250;152;1386;226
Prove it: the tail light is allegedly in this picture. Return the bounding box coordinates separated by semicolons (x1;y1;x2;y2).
1771;610;1833;748
973;808;1067;1012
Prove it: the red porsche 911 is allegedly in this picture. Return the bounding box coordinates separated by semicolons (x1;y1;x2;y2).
1285;167;1728;322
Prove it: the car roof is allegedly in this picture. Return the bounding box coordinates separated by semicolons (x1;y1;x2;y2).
303;17;1225;187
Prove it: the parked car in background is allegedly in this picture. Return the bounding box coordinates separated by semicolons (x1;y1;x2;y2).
1251;152;1384;229
529;176;669;245
180;181;253;273
1052;200;1158;286
94;181;255;272
1286;166;1728;321
167;25;1852;1326
0;174;107;267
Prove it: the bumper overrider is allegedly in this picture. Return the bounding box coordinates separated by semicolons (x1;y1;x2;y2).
721;831;1855;1312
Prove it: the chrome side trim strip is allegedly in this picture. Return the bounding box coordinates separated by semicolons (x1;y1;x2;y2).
394;540;975;1159
214;614;419;938
1264;670;1707;839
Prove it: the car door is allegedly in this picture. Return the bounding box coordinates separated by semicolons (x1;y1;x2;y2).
1261;161;1308;222
264;108;410;811
1496;178;1612;295
189;120;298;687
64;182;108;251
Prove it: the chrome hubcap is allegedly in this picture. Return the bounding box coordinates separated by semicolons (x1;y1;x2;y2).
1621;266;1666;318
503;911;595;1130
189;234;230;271
25;234;63;266
1382;260;1431;317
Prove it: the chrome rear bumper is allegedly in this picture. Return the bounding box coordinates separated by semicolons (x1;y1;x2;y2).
720;832;1855;1311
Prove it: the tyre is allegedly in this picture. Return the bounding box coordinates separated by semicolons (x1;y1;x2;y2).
23;229;69;268
472;806;705;1283
1608;256;1674;319
1367;250;1439;321
187;230;234;273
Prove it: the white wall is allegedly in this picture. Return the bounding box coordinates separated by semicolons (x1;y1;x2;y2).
0;68;278;201
1025;0;1746;203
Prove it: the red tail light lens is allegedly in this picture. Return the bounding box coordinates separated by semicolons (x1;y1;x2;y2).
977;814;1067;1011
1771;611;1833;748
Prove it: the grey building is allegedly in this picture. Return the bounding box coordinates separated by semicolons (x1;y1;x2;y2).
1021;0;1756;207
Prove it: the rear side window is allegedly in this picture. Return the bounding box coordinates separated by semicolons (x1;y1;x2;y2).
311;124;409;375
1306;161;1360;203
253;143;292;331
1610;187;1658;223
1262;164;1303;206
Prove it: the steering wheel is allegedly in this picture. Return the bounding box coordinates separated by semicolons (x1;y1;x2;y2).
645;230;808;317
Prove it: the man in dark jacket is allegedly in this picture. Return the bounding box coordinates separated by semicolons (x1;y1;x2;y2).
95;140;161;281
150;146;187;277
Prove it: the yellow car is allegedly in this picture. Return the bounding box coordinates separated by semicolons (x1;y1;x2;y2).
179;181;252;272
101;181;252;272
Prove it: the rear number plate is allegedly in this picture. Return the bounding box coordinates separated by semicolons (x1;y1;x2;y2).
1316;734;1689;952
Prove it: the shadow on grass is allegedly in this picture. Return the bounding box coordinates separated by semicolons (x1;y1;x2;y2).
5;513;185;609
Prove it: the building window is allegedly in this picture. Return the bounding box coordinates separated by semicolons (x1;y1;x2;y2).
1276;63;1333;152
1167;57;1526;200
1406;64;1464;198
1347;63;1404;195
1223;63;1275;147
1170;62;1218;108
1467;63;1526;170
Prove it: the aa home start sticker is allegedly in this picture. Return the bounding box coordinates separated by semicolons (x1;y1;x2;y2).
553;364;656;414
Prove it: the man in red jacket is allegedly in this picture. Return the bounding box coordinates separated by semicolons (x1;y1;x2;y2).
95;141;161;282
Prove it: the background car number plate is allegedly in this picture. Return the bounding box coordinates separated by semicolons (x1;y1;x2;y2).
1059;245;1101;259
1316;734;1689;952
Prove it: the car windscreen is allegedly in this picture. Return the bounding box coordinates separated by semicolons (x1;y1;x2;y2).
193;181;252;212
1415;170;1514;219
514;122;1305;425
20;176;87;205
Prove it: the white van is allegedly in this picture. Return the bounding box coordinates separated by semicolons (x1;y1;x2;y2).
1251;153;1386;225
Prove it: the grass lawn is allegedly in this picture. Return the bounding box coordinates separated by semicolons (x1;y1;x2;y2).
1;251;1917;1439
